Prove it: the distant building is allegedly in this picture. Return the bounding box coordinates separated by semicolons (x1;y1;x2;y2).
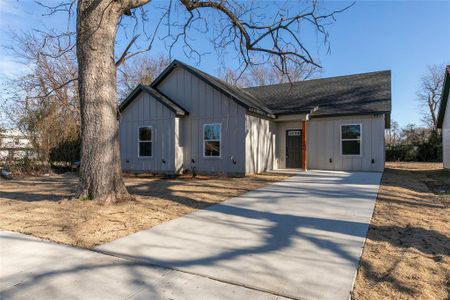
0;129;34;160
437;66;450;169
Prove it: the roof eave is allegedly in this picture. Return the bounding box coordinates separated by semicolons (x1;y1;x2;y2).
274;106;320;117
437;66;450;129
140;85;188;117
310;111;390;128
118;84;188;117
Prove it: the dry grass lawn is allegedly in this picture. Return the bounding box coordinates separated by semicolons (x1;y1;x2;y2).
352;162;450;300
2;163;449;299
0;172;288;248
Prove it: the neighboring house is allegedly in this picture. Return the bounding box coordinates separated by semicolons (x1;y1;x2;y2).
119;60;391;175
0;129;34;160
437;65;450;169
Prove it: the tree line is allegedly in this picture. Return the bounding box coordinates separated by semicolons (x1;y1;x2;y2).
386;64;447;162
1;30;447;170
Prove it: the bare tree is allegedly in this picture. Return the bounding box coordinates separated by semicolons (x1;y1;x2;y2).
385;119;400;146
221;57;320;87
117;54;170;99
1;32;80;165
417;64;446;129
70;0;353;203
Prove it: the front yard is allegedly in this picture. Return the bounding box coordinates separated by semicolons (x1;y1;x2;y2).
0;172;288;248
1;163;449;299
353;162;450;299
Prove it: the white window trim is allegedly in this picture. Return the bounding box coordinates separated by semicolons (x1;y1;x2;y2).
203;123;222;158
340;123;362;156
138;126;153;158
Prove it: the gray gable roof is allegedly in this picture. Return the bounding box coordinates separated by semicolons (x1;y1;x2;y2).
244;70;392;117
119;84;188;116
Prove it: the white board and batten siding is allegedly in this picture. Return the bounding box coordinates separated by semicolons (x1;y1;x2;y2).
442;92;450;169
119;92;176;173
157;67;247;175
307;114;386;172
245;115;276;174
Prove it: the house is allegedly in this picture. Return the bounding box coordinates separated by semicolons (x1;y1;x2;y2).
118;60;391;175
0;129;34;160
437;65;450;169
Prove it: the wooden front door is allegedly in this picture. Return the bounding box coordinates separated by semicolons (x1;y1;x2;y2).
286;129;302;168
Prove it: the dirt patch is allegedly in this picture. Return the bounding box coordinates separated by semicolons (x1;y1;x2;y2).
0;172;289;248
352;162;450;299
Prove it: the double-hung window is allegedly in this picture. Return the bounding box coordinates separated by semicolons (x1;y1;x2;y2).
138;126;152;157
203;123;221;157
341;124;361;155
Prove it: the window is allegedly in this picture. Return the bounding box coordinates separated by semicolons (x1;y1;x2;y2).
138;126;152;157
203;123;221;157
341;124;361;155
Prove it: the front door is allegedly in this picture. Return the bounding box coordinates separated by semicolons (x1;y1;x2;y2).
286;129;302;168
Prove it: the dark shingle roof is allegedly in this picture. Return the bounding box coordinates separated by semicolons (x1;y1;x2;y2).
123;60;391;124
152;60;275;118
244;70;391;117
119;84;188;116
437;66;450;129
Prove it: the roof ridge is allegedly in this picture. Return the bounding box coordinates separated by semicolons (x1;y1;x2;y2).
172;59;275;115
244;69;392;90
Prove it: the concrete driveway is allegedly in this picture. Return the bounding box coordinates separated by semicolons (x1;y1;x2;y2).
1;170;381;300
97;170;382;299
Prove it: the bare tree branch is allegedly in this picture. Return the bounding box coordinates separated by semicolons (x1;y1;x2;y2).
115;35;140;66
177;0;354;72
417;64;447;129
40;77;78;99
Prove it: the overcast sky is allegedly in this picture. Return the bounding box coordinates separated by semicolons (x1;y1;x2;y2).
1;0;449;128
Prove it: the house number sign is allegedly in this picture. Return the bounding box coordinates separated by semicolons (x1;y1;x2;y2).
288;131;301;136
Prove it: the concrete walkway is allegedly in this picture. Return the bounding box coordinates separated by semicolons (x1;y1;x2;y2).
0;231;285;300
1;170;381;300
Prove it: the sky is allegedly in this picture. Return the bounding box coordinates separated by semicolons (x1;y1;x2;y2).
0;0;449;128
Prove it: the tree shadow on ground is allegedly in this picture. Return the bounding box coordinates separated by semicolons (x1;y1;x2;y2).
0;202;371;299
1;170;421;299
368;224;450;257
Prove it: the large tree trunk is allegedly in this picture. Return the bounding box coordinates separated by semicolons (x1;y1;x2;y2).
76;0;132;204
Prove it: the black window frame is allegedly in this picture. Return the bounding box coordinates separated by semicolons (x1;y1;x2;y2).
341;124;362;156
203;123;221;158
138;126;153;158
